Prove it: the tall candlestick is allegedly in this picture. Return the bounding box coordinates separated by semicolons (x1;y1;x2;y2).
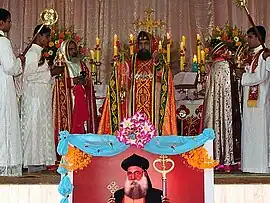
180;42;185;71
180;41;184;50
167;33;170;63
197;34;201;63
96;37;100;46
196;34;201;41
90;50;95;60
129;34;134;55
113;45;118;56
113;34;117;46
96;37;100;62
96;49;100;63
167;33;170;40
129;34;133;41
193;54;197;63
192;54;199;72
180;57;184;71
90;50;95;73
200;50;205;72
201;50;205;62
181;36;186;48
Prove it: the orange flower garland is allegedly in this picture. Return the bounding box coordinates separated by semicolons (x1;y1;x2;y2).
60;146;92;172
59;136;217;171
60;144;217;171
182;147;219;170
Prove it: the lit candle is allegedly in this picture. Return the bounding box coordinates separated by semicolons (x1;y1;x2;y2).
113;45;118;56
129;34;134;55
90;50;95;73
180;41;184;50
200;50;205;72
113;34;118;46
197;34;201;63
96;49;100;63
167;33;170;40
182;36;186;48
96;37;100;46
196;34;201;41
167;33;171;63
180;42;184;71
158;41;162;52
201;50;205;62
193;54;197;63
90;50;95;60
129;34;133;41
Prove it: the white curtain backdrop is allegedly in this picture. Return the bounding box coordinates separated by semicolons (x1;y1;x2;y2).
1;0;270;82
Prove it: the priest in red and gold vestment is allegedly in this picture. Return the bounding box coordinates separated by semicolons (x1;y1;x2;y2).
98;31;177;135
53;39;98;149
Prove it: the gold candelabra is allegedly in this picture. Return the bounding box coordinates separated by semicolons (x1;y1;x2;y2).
90;59;102;85
90;39;102;85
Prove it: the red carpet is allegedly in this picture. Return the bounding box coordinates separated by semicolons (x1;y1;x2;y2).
73;147;204;203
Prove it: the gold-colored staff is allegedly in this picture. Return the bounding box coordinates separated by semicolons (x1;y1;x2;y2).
22;8;58;56
235;0;266;49
153;155;175;198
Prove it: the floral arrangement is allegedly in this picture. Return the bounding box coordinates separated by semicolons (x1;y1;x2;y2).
60;146;92;172
203;23;247;59
182;147;219;170
116;112;156;148
42;26;89;65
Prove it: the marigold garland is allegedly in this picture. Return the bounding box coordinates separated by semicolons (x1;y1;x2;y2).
60;136;217;171
60;146;92;172
182;147;219;170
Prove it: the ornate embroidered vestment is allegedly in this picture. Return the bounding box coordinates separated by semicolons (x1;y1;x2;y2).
98;54;177;136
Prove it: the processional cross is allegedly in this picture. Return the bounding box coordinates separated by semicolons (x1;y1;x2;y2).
133;8;165;34
153;155;175;198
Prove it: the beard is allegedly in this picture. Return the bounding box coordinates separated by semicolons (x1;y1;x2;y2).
124;175;148;199
137;49;152;61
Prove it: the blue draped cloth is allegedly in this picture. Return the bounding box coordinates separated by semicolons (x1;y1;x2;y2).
57;128;214;157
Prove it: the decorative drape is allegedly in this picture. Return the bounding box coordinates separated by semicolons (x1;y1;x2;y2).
1;0;270;82
56;128;214;202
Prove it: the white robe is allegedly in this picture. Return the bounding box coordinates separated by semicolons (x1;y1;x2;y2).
21;44;56;167
0;30;23;176
241;45;270;173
